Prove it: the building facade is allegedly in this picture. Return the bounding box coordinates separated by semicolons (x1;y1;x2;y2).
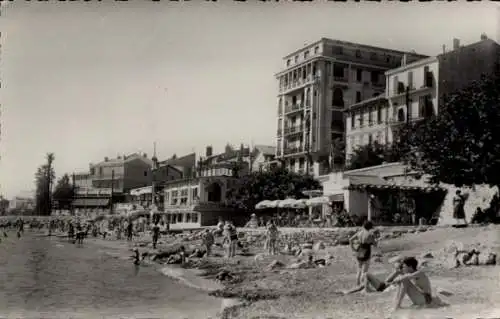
275;38;427;176
344;36;500;161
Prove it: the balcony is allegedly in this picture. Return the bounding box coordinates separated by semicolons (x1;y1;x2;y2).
285;103;305;114
277;128;282;137
279;74;319;94
284;124;304;136
332;75;349;85
283;146;305;156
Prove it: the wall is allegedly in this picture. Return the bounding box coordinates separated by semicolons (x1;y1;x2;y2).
438;39;500;101
123;158;152;192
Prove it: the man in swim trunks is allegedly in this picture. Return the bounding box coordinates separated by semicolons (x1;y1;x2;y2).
392;256;434;311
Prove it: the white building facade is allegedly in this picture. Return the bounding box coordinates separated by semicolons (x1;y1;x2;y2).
344;56;438;161
275;38;427;176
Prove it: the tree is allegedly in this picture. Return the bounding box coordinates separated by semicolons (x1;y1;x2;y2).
34;153;55;215
399;73;500;188
329;137;346;171
53;174;75;210
226;167;321;211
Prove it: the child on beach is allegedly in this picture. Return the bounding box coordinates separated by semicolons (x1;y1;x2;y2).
202;229;215;257
266;220;279;255
349;220;378;286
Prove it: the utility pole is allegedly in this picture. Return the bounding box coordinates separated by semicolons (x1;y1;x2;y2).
405;86;411;125
109;169;114;215
71;172;76;216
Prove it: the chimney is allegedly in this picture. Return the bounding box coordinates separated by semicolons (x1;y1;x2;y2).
442;45;446;54
104;157;109;162
401;54;408;67
453;38;460;50
481;33;488;41
206;146;213;157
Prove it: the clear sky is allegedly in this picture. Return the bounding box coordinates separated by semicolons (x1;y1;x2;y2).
0;1;497;199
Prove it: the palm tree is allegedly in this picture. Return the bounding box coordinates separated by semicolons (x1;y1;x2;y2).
46;153;55;215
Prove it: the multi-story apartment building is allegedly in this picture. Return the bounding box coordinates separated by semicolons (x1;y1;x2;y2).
344;35;500;161
275;38;427;176
72;153;153;209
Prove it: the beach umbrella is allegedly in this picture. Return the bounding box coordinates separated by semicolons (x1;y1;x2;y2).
306;196;331;207
255;200;274;210
278;198;298;208
291;199;307;209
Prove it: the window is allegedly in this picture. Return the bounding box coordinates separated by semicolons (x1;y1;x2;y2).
355;91;362;103
192;187;198;200
144;170;148;177
165;191;170;203
368;134;373;144
287;59;291;67
314;46;319;54
191;213;199;223
292;96;297;105
355;49;362;58
99;167;103;176
333;65;344;78
171;190;178;205
185;213;192;223
371;71;379;83
332;46;343;55
356;69;363;82
351;113;356;129
370;52;377;60
304;51;309;59
332;88;344;107
358;111;364;126
393;76;399;94
294;55;298;63
90;167;95;175
368;107;373;125
177;213;183;223
305;88;311;105
377;106;382;124
299;158;305;169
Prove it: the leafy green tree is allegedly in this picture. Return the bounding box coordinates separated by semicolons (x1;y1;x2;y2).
399;73;500;188
53;174;75;210
34;153;55;215
226;167;321;211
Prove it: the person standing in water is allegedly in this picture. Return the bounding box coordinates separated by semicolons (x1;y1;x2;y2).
453;190;468;225
349;220;378;286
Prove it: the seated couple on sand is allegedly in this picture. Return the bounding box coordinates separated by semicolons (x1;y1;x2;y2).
340;256;444;312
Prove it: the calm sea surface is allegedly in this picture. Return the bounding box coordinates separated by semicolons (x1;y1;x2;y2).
0;230;220;319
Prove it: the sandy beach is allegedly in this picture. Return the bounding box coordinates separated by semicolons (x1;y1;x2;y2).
79;224;500;319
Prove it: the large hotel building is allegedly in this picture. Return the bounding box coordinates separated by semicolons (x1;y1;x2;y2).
275;38;427;176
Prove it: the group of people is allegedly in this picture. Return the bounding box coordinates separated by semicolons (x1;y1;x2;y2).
345;220;439;312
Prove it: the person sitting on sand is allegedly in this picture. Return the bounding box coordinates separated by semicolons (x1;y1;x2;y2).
341;257;404;295
392;256;435;312
202;229;215;257
349;220;378;286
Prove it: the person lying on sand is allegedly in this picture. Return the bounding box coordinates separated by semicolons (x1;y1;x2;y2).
454;248;497;267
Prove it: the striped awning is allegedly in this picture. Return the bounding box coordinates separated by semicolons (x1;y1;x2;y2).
346;183;444;192
72;198;110;207
328;193;345;202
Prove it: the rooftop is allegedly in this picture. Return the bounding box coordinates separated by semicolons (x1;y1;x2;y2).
283;37;429;60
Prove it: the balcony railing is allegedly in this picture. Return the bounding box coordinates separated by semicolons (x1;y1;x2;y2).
283;124;304;135
283;146;305;155
279;74;319;93
285;103;304;114
333;75;349;83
